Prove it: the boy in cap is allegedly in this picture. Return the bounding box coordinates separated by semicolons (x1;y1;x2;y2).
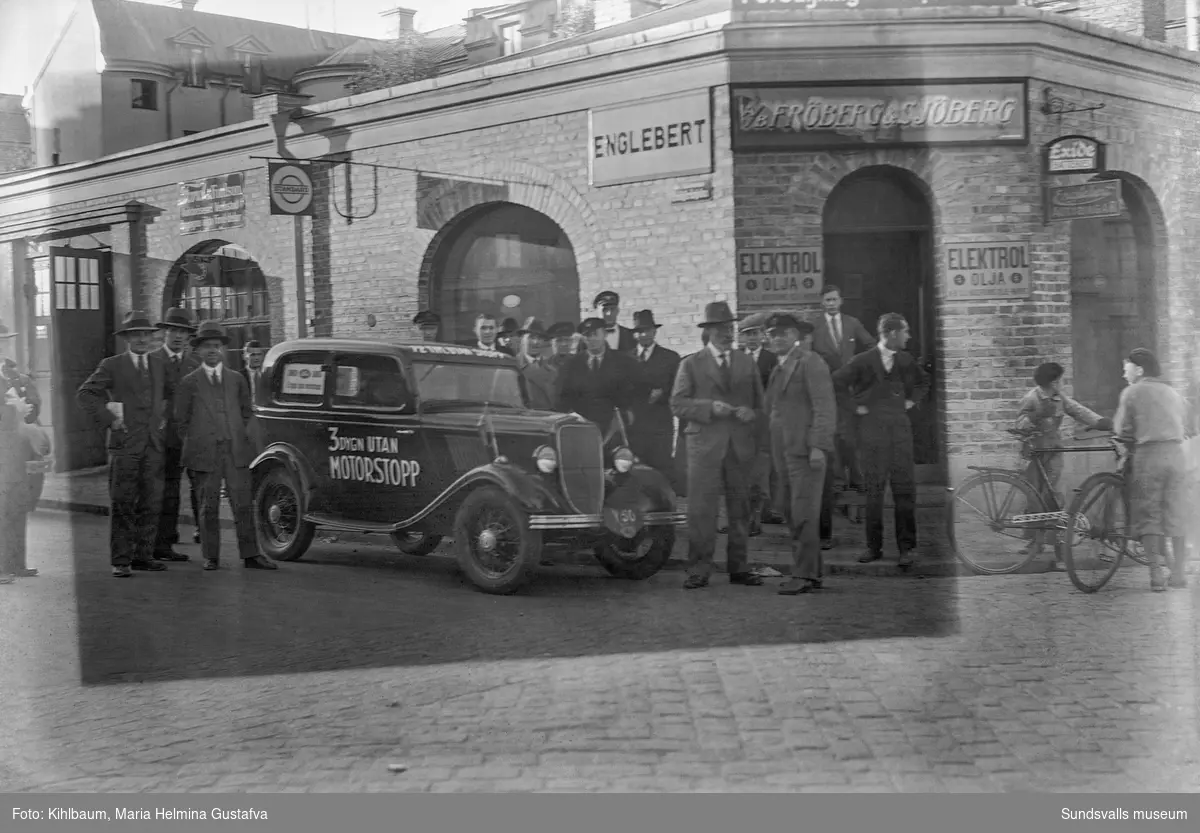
77;311;170;578
628;310;680;476
153;306;200;560
412;310;441;342
594;291;637;352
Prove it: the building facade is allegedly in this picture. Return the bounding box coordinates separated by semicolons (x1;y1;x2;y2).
0;0;1197;485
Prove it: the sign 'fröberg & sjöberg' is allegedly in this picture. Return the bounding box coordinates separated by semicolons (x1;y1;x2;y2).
731;82;1028;150
944;241;1033;301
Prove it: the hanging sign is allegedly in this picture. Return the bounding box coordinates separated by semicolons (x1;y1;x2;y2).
944;241;1033;301
737;247;824;306
1044;135;1105;175
268;162;315;216
178;173;245;235
1045;180;1122;223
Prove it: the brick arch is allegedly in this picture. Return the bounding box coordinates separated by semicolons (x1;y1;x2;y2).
808;151;947;229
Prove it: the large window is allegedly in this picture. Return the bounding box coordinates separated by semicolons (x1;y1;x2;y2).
499;22;522;55
131;79;158;110
184;48;207;88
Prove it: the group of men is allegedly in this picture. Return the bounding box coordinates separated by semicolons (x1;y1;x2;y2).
76;308;275;578
413;286;930;595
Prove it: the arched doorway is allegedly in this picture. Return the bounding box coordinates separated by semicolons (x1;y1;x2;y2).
431;203;579;344
164;240;271;373
822;166;940;475
1069;175;1160;417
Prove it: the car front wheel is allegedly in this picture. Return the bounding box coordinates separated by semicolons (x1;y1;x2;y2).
453;486;541;595
254;467;316;561
594;526;675;580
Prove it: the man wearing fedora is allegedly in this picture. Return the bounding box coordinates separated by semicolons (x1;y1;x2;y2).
671;301;766;589
627;310;680;478
153;307;200;561
594;291;637;353
412;310;441;342
496;318;519;356
175;322;277;572
77;311;170;578
764;313;837;595
514;319;559;411
559;317;639;444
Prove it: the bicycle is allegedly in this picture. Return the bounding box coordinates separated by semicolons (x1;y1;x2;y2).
946;428;1143;576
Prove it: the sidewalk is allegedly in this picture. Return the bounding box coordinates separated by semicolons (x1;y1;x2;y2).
35;467;983;577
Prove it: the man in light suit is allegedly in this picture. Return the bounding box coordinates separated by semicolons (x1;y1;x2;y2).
241;339;269;454
514;320;559;411
153;306;200;561
77;311;170;578
671;301;765;590
627;310;680;478
175;322;277;572
765;314;837;595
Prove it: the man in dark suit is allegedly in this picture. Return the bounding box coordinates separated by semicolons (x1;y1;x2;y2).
514;320;559;411
832;313;930;568
496;318;519;356
241;339;269;454
738;312;781;534
152;306;199;561
627;310;680;477
462;313;503;352
77;311;170;578
175;322;277;572
764;314;837;595
559;317;639;445
594;291;637;353
812;284;875;549
412;310;441;342
671;301;766;590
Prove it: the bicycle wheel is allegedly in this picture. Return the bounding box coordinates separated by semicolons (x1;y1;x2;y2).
1063;472;1132;593
948;472;1047;575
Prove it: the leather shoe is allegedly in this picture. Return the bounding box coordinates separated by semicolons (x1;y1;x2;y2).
857;551;883;564
111;565;133;578
778;578;817;595
243;555;278;570
762;511;786;525
729;572;764;586
131;560;167;571
202;559;219;571
897;550;915;568
716;526;728;535
154;550;190;562
821;538;837;551
683;575;709;590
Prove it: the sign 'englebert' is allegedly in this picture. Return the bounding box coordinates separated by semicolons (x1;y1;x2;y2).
268;162;315;216
589;90;713;187
737;247;824;306
944;241;1033;301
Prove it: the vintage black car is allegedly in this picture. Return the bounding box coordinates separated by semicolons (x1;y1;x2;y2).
249;338;686;594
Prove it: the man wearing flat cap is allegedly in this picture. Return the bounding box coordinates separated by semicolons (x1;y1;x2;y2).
153;306;201;561
559;317;639;442
594;291;637;353
77;311;171;578
515;319;559;411
765;313;837;595
628;310;680;477
412;310;441;342
672;301;766;590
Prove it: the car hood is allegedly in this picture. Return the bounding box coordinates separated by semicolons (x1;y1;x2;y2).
420;406;591;438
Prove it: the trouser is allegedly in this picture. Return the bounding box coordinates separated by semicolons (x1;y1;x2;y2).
191;447;258;563
630;428;675;479
835;430;861;489
1021;450;1065;546
685;450;751;579
109;447;164;567
860;418;917;555
748;449;772;532
156;443;199;554
778;451;826;581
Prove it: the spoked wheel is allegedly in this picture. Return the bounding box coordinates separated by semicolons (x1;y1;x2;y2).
1063;472;1133;593
453;487;541;595
594;527;675;580
947;472;1050;574
254;467;316;561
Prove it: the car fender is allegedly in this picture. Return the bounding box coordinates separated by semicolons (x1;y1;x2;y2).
250;444;319;510
605;465;678;514
425;462;565;519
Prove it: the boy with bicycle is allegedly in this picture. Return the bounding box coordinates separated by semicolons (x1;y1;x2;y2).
1014;362;1112;569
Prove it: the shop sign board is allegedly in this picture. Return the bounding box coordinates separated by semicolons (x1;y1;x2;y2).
179;173;245;235
1045;180;1122;223
1044;135;1105;175
731;82;1028;150
589;90;713;187
944;241;1033;301
737;247;824;306
268;162;315;215
734;0;1018;7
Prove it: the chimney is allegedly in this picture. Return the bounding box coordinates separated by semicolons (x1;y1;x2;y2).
381;6;418;38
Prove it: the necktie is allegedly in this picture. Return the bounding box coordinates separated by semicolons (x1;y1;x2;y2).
639;349;648;363
718;352;731;387
137;355;147;380
589;355;598;373
831;315;842;346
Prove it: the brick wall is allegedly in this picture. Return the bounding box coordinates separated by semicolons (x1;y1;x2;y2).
1065;0;1167;38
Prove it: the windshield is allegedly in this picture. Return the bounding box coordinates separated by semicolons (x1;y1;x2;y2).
412;361;525;409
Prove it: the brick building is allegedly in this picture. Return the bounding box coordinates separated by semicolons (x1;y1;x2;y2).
0;94;33;173
0;0;1197;484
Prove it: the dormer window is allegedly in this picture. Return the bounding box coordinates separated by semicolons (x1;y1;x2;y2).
184;47;207;88
240;54;265;95
499;21;522;56
131;79;158;110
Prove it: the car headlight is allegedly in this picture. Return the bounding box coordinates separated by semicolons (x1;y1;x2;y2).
534;445;558;473
613;447;635;473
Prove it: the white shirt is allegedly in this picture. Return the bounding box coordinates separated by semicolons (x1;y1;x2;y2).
476;341;496;352
587;349;606;370
877;343;896;373
827;313;842;343
204;363;223;384
745;346;761;364
605;327;620;351
161;345;185;362
707;343;731;364
637;344;655;363
127;351;148;372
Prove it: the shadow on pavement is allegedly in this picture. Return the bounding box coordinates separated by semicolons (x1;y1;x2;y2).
67;516;958;686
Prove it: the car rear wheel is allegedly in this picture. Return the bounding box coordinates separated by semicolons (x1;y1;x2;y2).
594;526;675;580
390;530;443;556
453;487;541;595
254;467;315;562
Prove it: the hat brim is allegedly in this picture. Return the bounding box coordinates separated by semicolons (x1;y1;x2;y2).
156;320;198;331
116;326;159;335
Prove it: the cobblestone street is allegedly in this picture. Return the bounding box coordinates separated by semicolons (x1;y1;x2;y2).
2;511;1198;793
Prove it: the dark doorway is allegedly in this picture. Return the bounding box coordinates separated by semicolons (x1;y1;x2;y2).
822;167;940;481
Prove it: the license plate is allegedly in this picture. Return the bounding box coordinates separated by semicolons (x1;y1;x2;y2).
603;507;642;539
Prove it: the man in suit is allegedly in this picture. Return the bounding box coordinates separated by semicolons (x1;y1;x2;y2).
77;311;170;578
765;314;837;595
412;310;441;342
812;284;875;549
463;313;502;352
496;318;519;356
559;317;639;444
241;339;269;454
671;301;765;590
594;291;637;353
832;313;930;568
738;312;781;534
627;310;680;478
151;307;199;561
514;320;559;411
175;322;277;572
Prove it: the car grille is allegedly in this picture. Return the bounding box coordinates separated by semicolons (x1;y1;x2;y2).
556;423;604;515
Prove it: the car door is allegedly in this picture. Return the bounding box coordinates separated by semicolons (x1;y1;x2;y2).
270;348;334;514
323;351;424;524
